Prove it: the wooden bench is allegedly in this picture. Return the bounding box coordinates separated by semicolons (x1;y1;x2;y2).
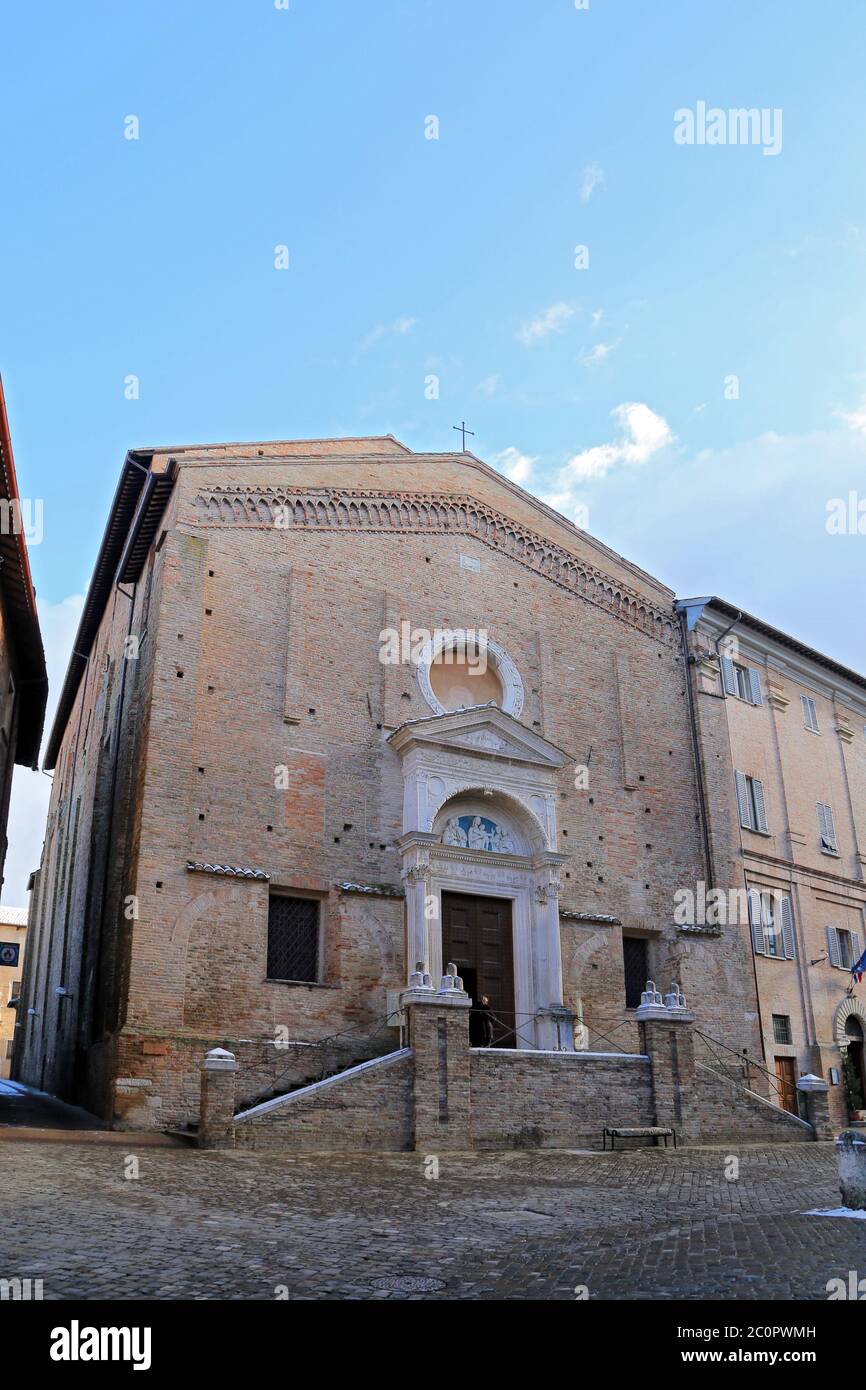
602;1126;676;1151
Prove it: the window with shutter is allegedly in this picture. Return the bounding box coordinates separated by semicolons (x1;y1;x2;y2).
748;889;783;957
735;771;752;829
748;890;765;955
748;667;763;705
801;694;819;732
778;895;796;960
817;802;838;854
721;656;736;696
826;925;841;968
750;777;769;833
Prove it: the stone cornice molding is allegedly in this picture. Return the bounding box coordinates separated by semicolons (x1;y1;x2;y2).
190;485;675;645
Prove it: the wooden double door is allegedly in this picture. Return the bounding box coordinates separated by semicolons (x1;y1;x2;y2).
441;892;516;1047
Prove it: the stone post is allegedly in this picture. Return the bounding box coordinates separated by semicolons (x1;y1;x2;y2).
836;1130;866;1209
797;1073;833;1140
402;965;472;1152
198;1047;238;1149
636;982;700;1143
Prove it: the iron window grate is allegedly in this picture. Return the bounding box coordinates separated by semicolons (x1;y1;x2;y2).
623;936;648;1010
267;896;320;982
772;1014;792;1045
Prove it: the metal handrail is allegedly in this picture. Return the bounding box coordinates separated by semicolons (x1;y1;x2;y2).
694;1027;795;1111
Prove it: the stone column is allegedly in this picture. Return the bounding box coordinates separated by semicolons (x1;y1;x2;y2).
797;1073;833;1140
836;1130;866;1209
533;854;571;1051
198;1047;238;1149
403;967;472;1152
636;984;700;1143
397;834;438;985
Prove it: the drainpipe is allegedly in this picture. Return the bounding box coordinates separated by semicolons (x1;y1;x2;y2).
675;603;715;889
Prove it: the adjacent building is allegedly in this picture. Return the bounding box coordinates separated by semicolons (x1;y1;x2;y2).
0;377;48;896
680;598;866;1129
0;905;27;1079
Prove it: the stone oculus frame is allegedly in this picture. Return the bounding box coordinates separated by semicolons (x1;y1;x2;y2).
388;704;570;1051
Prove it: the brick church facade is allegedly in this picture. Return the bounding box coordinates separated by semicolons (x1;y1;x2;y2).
13;436;841;1139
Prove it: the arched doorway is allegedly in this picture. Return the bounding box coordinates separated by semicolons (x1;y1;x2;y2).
844;1015;866;1112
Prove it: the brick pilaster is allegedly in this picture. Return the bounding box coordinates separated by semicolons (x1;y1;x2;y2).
639;1012;700;1143
404;990;471;1152
198;1047;238;1148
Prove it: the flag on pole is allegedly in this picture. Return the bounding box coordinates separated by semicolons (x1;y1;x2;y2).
852;944;866;984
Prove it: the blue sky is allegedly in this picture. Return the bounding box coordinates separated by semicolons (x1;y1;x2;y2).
3;0;866;898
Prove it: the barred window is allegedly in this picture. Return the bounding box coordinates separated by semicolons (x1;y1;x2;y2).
772;1014;792;1045
267;895;320;983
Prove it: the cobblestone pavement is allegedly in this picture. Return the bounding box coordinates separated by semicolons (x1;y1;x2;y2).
0;1140;861;1300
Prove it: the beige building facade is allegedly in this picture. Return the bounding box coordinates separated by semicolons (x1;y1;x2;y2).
0;906;27;1079
680;598;866;1129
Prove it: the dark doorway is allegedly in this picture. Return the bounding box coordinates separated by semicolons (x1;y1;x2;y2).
441;892;516;1047
845;1016;866;1110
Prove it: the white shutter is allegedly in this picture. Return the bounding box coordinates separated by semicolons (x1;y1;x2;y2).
825;804;838;852
826;925;841;968
779;896;796;960
818;802;837;852
748;668;763;706
752;778;769;833
735;771;752;829
748;890;765;955
721;656;736;696
852;933;863;971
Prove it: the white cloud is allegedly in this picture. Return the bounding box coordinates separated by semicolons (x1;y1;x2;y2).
490;446;537;485
580;163;604;203
837;393;866;435
517;302;575;346
590;423;866;672
579;342;615;366
475;373;501;396
359;316;416;351
591;309;604;327
565;402;673;480
4;594;84;906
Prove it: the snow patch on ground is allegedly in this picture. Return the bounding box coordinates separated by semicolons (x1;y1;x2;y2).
805;1207;866;1220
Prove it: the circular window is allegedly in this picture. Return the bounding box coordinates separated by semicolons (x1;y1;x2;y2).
429;642;504;710
417;630;524;718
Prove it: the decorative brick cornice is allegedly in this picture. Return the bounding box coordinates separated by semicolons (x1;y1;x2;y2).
190;485;675;645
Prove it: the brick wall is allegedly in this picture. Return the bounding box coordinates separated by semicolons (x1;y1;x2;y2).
233;1048;414;1152
470;1049;654;1149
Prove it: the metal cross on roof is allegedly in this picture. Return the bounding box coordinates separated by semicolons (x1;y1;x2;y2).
452;420;475;451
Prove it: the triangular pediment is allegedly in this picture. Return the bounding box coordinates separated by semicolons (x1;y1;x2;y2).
387;704;570;769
